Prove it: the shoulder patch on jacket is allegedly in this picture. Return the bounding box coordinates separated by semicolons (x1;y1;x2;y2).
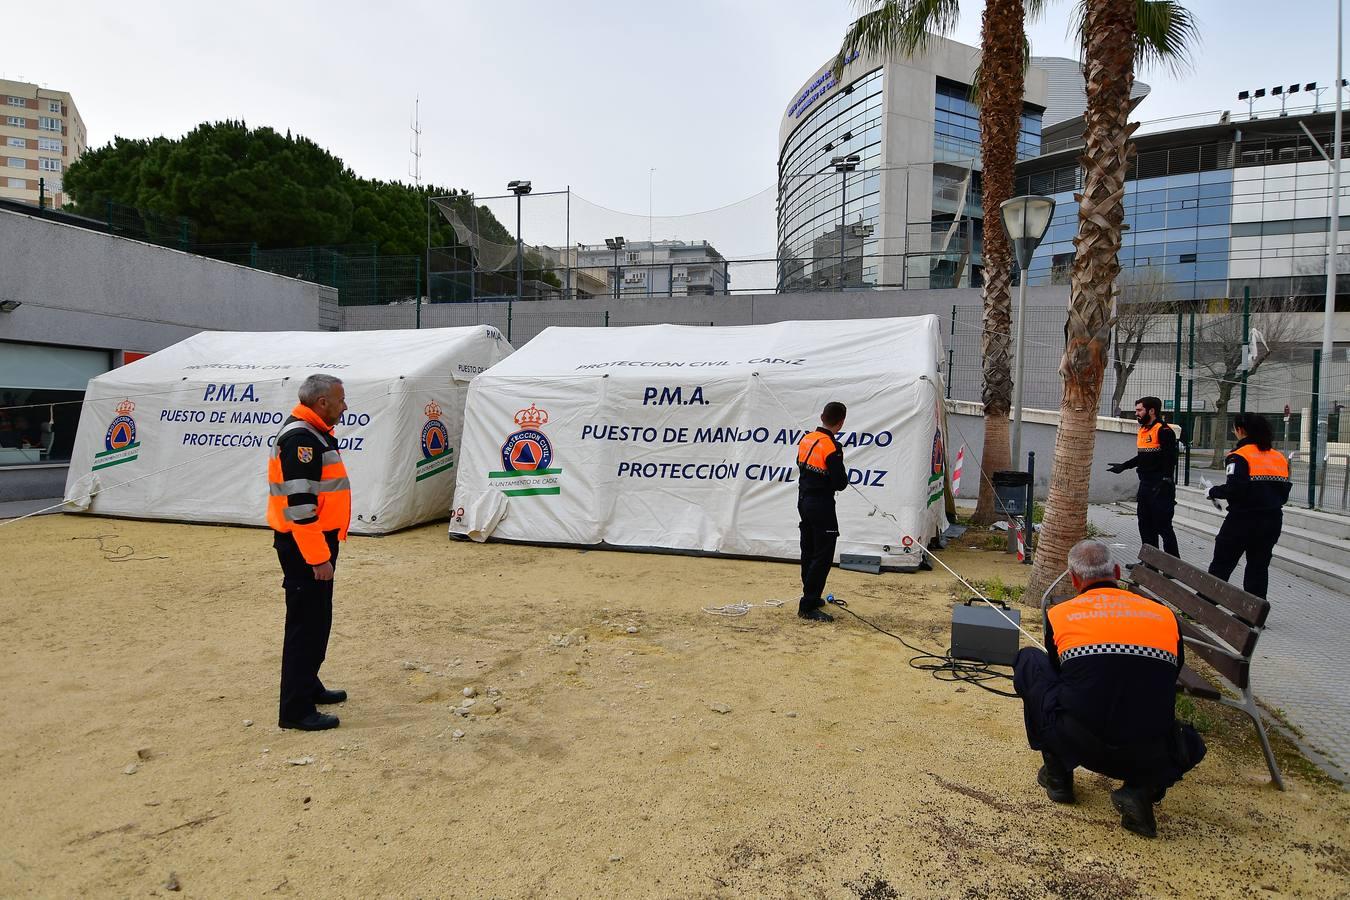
298;446;314;463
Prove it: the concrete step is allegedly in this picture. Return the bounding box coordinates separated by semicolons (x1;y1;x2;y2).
1117;500;1350;593
1175;484;1350;541
1164;494;1350;560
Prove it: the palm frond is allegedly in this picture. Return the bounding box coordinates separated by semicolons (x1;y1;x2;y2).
832;0;963;78
1134;0;1200;76
1068;0;1199;76
1024;0;1051;25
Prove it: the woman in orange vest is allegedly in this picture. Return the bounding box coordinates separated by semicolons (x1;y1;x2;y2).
1206;413;1290;600
267;374;353;730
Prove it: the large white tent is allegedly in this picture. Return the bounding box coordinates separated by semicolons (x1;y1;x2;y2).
449;317;950;568
64;326;513;533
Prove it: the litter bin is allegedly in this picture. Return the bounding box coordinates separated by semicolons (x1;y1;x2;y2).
992;470;1031;518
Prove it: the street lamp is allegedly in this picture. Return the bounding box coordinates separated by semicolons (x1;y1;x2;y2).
508;180;532;301
832;154;860;290
1000;194;1056;468
605;236;625;299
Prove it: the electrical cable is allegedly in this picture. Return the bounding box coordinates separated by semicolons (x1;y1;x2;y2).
825;597;1019;698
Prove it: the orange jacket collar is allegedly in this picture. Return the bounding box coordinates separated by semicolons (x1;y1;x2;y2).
291;403;335;435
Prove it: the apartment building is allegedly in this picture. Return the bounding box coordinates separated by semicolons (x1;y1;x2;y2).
1;79;87;209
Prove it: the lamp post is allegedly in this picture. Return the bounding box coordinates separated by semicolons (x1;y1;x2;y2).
1316;0;1344;507
508;180;532;300
605;236;625;299
1000;194;1057;468
831;154;860;290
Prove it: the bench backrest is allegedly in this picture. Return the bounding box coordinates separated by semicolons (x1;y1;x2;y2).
1128;544;1270;691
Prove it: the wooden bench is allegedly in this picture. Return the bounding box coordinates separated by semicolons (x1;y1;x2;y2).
1127;544;1284;790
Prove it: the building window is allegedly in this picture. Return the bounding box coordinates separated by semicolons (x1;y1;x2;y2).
6;116;26;127
38;157;61;172
6;137;24;149
6;177;26;189
48;100;61;114
5;96;25;108
626;251;641;263
38;116;60;132
37;137;61;152
7;157;25;169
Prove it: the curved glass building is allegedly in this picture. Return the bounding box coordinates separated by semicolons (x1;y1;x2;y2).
777;36;1048;293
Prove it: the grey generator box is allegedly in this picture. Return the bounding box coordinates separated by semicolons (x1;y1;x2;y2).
950;600;1022;666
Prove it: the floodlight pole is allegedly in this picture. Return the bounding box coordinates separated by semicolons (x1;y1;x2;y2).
515;191;524;302
1316;0;1343;507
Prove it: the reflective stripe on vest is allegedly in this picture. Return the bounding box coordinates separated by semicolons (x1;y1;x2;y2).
1047;587;1179;666
1136;422;1163;453
266;409;352;541
1233;444;1290;483
797;431;838;475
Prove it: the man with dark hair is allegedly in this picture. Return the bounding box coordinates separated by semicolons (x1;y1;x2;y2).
796;401;848;622
267;374;352;731
1206;413;1290;599
1108;396;1179;557
1014;540;1206;839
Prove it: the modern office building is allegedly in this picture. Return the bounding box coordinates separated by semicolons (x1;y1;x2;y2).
1015;105;1350;307
575;239;729;297
776;36;1050;292
0;79;87;209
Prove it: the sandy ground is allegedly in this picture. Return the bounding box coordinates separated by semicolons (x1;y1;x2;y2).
1;514;1347;899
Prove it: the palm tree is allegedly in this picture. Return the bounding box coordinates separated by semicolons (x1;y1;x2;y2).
1028;0;1197;600
834;0;1195;528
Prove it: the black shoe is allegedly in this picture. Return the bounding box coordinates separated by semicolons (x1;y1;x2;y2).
279;712;340;731
314;688;347;705
1111;787;1158;838
1037;765;1075;804
798;608;834;622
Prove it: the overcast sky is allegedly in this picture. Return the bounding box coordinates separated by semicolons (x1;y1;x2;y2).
3;0;1342;220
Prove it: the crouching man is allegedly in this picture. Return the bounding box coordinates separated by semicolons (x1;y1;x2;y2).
1013;539;1206;838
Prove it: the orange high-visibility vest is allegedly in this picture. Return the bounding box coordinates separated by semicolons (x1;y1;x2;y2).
1047;586;1180;666
1136;422;1165;453
1233;444;1290;483
797;430;839;476
267;404;351;564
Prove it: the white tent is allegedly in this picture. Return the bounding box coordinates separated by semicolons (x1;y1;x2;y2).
64;326;513;533
449;317;949;568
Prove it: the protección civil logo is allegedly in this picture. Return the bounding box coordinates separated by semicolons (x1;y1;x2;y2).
95;399;141;471
415;401;455;483
490;403;562;497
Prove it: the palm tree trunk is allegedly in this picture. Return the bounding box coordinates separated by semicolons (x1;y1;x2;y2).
1029;0;1137;600
970;0;1025;525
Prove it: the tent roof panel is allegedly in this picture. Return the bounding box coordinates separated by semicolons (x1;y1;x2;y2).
482;317;943;379
93;326;509;384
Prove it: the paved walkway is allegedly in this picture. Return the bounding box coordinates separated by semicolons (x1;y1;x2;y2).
1088;503;1349;784
0;497;63;521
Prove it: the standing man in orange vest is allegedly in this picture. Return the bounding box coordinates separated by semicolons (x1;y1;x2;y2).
1206;413;1290;599
1107;396;1179;557
796;401;848;622
1014;539;1206;839
268;374;353;731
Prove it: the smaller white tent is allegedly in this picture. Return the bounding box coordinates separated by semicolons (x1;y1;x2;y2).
64;326;513;533
449;317;949;568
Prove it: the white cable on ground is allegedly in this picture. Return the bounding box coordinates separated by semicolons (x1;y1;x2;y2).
701;599;786;617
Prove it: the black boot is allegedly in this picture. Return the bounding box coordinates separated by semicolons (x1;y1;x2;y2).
798;597;833;622
1111;786;1158;838
1037;753;1075;804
